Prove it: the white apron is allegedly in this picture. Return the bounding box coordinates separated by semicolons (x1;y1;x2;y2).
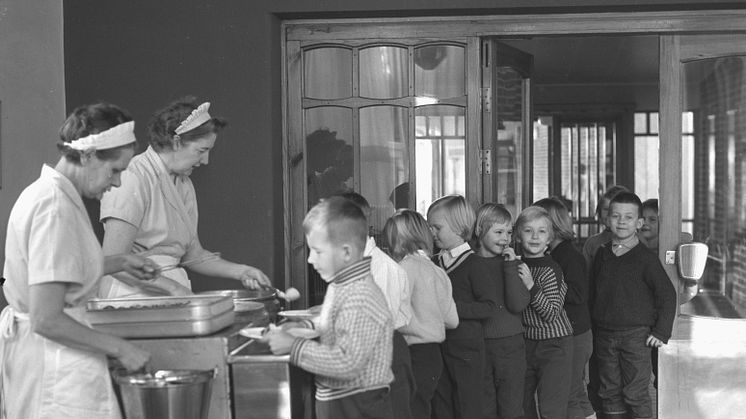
0;306;122;419
101;254;190;299
99;147;199;299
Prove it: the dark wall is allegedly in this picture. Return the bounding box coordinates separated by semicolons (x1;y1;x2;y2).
63;0;746;290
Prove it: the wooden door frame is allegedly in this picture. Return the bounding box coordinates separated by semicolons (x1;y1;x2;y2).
282;10;746;306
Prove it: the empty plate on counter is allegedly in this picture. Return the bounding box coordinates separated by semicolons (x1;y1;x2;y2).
277;309;318;321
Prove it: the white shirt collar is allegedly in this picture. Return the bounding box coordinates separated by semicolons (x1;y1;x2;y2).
364;236;376;257
446;242;472;258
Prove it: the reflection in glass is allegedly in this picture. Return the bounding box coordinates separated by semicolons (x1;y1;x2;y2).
414;45;465;98
680;56;746;318
304;47;352;100
415;106;466;215
495;66;526;218
359;47;408;99
359;106;408;238
305;107;354;208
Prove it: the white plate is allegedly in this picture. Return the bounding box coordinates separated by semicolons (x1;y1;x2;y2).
277;310;317;320
286;328;320;339
239;326;267;340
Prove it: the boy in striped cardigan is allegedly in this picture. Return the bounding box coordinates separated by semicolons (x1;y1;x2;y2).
515;206;574;419
265;196;394;419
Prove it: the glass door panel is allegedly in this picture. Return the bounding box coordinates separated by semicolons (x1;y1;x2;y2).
359;105;409;239
304;107;354;208
679;54;746;318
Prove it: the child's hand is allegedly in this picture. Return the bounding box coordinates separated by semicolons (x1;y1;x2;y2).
262;327;296;355
517;263;534;290
646;335;664;348
502;247;518;261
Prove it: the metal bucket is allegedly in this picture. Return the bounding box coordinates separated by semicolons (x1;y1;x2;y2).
113;369;215;419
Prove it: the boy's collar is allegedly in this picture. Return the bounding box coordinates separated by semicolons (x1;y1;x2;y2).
444;242;471;258
331;256;372;285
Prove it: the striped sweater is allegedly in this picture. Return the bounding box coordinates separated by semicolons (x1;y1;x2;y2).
290;257;394;401
521;256;573;340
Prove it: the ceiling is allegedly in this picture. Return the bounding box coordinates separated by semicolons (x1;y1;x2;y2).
503;35;659;86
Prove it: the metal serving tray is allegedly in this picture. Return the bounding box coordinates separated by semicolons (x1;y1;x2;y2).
86;295;234;323
90;308;236;338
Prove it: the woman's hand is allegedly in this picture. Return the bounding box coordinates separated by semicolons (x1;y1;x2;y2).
121;254;160;281
517;263;534;290
116;341;151;372
238;265;271;290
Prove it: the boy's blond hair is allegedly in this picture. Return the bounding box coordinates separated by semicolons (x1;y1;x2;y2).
427;195;475;241
514;206;554;243
303;196;368;253
382;209;434;262
474;203;513;245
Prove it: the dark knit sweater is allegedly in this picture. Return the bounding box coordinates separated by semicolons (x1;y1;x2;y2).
521;256;573;340
474;255;530;339
549;240;591;336
435;253;498;340
590;242;677;343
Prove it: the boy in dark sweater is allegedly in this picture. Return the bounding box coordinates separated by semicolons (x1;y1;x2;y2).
474;203;530;419
589;192;677;419
427;195;498;419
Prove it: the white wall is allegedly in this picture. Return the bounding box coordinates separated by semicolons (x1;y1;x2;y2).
0;0;65;270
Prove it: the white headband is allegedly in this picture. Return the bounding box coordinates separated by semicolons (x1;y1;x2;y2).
67;120;136;151
174;102;211;136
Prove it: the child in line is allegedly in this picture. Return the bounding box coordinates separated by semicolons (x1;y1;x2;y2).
427;195;498;419
582;185;630;267
473;203;530;419
534;197;595;419
382;209;459;419
590;192;676;419
264;197;394;419
515;206;574;419
338;192;415;419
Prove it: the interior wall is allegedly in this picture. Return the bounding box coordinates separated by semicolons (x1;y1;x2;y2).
0;1;65;271
61;0;746;290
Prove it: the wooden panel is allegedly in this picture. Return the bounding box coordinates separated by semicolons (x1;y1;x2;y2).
466;37;482;208
680;34;746;61
286;11;746;41
284;41;308;306
658;35;682;306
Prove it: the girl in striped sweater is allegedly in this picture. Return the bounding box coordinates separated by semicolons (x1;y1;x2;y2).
515;206;574;419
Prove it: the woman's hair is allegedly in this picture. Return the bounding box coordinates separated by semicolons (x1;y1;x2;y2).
533;197;575;241
474;203;513;245
382;209;434;261
642;198;658;213
426;195;475;241
514;206;554;243
148;96;228;150
57;102;136;163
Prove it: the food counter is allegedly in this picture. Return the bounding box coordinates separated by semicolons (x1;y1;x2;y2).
93;293;312;419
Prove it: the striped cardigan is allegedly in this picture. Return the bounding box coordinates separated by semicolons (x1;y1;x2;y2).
521;256;573;340
290;257;394;401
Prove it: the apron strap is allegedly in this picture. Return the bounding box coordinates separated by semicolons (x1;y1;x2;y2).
0;306;29;419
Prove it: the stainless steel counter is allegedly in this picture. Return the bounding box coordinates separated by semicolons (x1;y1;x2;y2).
125;309;311;419
228;339;313;419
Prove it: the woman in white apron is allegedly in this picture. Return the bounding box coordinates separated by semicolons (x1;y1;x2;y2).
98;97;270;299
0;103;154;418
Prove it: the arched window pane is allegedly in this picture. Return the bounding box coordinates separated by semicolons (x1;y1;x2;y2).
305;107;354;207
414;45;465;98
304;48;352;99
359;46;409;99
